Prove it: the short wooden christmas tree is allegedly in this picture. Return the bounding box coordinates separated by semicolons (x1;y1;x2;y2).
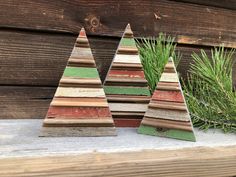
40;28;116;137
138;57;196;141
103;24;151;127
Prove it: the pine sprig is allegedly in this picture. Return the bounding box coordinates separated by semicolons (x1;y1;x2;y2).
183;47;236;133
136;33;181;94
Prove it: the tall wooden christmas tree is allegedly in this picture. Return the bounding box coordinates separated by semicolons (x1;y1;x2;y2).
138;57;196;141
103;24;151;127
40;28;116;137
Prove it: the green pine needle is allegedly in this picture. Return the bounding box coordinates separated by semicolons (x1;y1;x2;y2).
183;47;236;133
136;33;181;94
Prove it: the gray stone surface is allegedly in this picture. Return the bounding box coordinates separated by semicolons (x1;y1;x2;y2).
0;119;235;158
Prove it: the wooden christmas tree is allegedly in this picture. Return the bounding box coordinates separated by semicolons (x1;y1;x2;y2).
40;28;116;137
103;24;151;127
138;57;196;141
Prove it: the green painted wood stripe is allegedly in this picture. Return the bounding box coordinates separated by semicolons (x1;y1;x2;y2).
138;125;196;142
104;86;151;96
120;38;136;47
63;67;99;78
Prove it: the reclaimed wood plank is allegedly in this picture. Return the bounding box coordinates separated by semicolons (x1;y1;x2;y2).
1;146;236;176
43;118;114;127
114;54;141;64
63;67;99;78
104;86;150;96
0;86;54;119
142;117;192;131
114;119;142;127
40;127;116;137
159;73;179;82
145;108;190;121
47;107;111;118
50;97;108;107
152;90;184;102
109;103;148;112
55;87;106;98
148;101;187;111
138;125;196;141
108;70;145;78
0;0;235;48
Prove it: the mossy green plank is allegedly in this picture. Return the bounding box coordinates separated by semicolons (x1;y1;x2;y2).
138;125;196;142
104;86;151;96
120;38;136;47
63;67;99;78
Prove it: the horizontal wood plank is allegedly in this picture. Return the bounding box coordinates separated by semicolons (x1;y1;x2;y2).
0;0;235;48
0;30;118;86
0;146;236;176
0;86;55;119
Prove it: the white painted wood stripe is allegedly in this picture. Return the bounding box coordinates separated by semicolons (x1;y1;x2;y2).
70;47;93;58
160;73;179;82
109;103;148;112
55;87;106;98
114;54;141;64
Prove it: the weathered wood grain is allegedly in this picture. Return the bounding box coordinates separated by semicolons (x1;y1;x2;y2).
40;127;117;137
145;108;190;121
152;90;184;102
43;118;114;127
50;97;109;107
0;30;118;86
47;107;111;118
1;30;235;87
109;103;148;112
114;54;141;64
0;0;235;48
1;146;236;177
0;86;55;119
172;0;236;10
55;87;106;98
142;117;192;131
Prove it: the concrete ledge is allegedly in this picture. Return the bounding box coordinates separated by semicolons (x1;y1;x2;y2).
0;120;236;176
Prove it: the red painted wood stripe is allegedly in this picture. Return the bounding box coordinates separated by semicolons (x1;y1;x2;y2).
114;118;141;127
47;107;111;119
108;70;145;78
79;28;86;37
152;90;184;103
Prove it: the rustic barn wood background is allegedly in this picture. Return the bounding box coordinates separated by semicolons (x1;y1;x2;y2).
0;0;235;119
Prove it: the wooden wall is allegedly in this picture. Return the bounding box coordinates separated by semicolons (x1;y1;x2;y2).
0;0;235;119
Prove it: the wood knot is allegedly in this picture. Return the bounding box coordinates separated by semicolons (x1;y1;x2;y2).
84;14;101;32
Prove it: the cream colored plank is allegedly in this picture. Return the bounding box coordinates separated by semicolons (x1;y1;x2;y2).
109;103;148;112
114;54;141;64
55;87;105;98
160;73;179;83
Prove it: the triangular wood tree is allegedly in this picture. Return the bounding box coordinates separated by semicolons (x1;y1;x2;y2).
103;24;151;127
40;28;116;137
138;58;196;141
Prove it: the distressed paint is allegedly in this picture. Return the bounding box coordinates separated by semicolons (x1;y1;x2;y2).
103;24;150;127
152;90;184;102
104;86;150;96
47;107;111;118
63;67;99;78
138;125;196;142
120;38;136;47
114;54;141;64
41;27;116;136
109;103;148;112
138;57;195;140
55;87;106;98
108;70;145;78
